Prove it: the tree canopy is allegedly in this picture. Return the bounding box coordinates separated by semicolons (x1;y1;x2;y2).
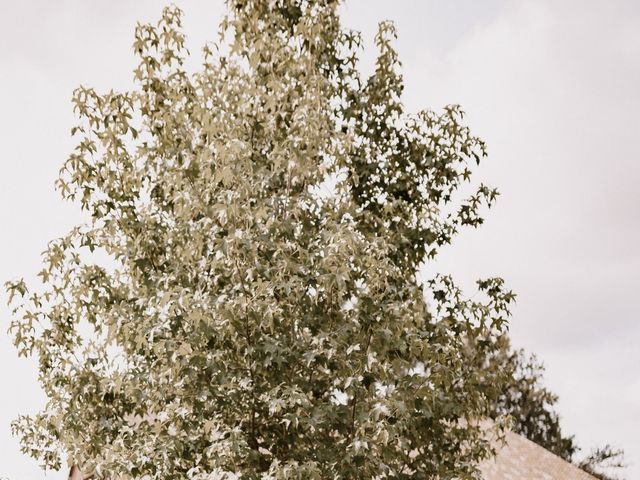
487;336;577;462
6;2;518;479
487;337;626;480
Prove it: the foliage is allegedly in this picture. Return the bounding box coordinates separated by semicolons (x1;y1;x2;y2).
577;445;626;480
6;2;514;479
486;337;626;480
486;336;577;461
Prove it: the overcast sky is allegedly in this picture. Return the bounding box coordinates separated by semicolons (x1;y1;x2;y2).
1;1;638;478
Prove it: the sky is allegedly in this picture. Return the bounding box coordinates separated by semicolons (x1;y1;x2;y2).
1;1;638;478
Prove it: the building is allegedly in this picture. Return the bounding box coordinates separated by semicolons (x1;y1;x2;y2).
480;429;598;480
66;427;600;480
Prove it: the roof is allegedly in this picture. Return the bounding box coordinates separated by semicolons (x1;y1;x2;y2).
479;430;598;480
65;422;597;480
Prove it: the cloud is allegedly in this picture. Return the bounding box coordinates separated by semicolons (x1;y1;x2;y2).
1;1;638;478
394;0;640;474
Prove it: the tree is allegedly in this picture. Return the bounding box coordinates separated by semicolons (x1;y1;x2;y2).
485;337;626;480
487;336;577;461
577;445;626;480
6;2;515;479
